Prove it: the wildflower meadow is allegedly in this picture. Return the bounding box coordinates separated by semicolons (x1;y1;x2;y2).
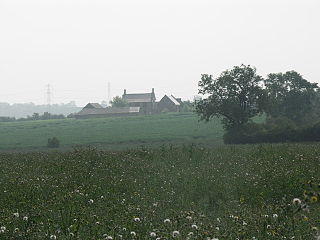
0;144;319;239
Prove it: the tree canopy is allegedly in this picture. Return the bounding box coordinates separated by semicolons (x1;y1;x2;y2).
196;64;264;130
263;71;318;125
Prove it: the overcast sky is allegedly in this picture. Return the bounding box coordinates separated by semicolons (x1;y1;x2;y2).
0;0;319;106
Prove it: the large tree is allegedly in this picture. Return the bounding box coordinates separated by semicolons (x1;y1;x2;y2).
110;96;128;107
196;65;264;130
264;71;318;125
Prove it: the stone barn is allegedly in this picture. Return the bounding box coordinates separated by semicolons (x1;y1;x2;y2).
158;95;182;112
75;103;141;119
122;88;156;114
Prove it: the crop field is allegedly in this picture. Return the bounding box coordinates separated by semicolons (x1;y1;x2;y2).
0;113;224;151
0;144;319;239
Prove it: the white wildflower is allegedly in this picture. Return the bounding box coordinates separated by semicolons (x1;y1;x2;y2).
150;232;156;237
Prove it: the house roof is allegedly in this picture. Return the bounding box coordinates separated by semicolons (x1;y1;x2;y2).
84;103;103;109
123;93;154;103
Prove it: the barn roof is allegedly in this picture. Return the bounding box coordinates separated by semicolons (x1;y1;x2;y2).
75;107;140;116
161;95;180;106
84;103;103;109
124;93;154;103
106;107;141;114
168;95;181;106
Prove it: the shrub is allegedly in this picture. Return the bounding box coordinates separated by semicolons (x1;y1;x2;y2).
47;137;60;148
224;118;320;144
223;122;265;144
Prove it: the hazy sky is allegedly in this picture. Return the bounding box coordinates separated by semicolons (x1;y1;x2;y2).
0;0;319;106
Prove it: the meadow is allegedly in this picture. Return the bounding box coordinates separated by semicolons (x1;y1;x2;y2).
0;113;224;151
0;144;319;239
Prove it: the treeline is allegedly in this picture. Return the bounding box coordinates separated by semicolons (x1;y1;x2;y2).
0;112;75;122
196;64;320;144
0;101;81;118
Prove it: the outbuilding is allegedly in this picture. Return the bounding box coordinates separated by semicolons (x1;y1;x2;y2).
158;95;182;112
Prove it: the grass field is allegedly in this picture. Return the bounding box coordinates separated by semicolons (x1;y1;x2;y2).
0;113;224;151
0;144;319;239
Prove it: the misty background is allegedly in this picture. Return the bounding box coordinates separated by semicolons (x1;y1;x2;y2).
0;0;319;115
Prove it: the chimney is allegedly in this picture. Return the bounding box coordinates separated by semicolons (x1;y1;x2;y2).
152;88;154;94
124;89;127;95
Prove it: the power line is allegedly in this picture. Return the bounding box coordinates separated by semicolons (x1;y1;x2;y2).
108;81;111;105
47;84;52;112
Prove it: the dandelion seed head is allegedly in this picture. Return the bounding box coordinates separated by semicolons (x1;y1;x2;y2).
191;224;198;230
172;230;180;237
292;198;301;205
164;218;171;224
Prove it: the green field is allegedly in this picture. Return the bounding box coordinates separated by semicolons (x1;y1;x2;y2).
0;144;319;239
0;113;224;151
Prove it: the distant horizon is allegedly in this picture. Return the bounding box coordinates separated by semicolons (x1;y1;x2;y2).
0;88;198;107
